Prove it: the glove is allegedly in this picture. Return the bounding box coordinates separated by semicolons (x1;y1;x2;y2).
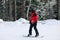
31;20;35;24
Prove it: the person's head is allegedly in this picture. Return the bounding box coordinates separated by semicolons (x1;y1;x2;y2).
32;10;36;13
32;10;37;16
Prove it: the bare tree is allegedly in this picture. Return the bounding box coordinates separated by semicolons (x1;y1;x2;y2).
26;0;32;19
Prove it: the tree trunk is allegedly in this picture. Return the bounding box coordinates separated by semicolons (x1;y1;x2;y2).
20;0;26;18
9;0;13;21
26;0;32;19
57;0;60;20
15;0;17;20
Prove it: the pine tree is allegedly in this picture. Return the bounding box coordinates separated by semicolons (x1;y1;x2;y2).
25;0;47;20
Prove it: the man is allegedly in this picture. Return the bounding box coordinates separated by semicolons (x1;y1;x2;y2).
28;10;39;37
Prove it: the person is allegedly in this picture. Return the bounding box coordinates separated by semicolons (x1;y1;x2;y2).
28;10;39;37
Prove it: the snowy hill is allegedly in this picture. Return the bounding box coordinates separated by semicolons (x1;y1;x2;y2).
0;18;60;40
15;18;29;23
0;19;3;23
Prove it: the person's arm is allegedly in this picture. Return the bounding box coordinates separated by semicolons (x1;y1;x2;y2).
35;15;38;22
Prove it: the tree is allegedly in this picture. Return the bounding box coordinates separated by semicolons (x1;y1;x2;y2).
16;0;26;20
0;0;4;19
25;0;47;20
9;0;13;21
57;0;60;20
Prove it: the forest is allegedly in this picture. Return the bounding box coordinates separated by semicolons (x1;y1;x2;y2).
0;0;59;21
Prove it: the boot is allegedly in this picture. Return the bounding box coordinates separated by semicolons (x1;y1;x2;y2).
27;34;31;37
35;34;39;37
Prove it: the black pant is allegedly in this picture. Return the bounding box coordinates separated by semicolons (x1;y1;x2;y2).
29;22;39;35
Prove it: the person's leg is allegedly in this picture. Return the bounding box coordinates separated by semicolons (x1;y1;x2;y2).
28;23;33;36
34;23;39;37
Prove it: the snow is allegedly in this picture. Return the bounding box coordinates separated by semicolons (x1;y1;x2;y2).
0;18;60;40
15;18;29;23
0;19;3;23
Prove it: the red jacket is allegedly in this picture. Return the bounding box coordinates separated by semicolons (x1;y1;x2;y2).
30;12;38;24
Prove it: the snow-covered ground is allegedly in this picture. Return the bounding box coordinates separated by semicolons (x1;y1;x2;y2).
0;18;60;40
